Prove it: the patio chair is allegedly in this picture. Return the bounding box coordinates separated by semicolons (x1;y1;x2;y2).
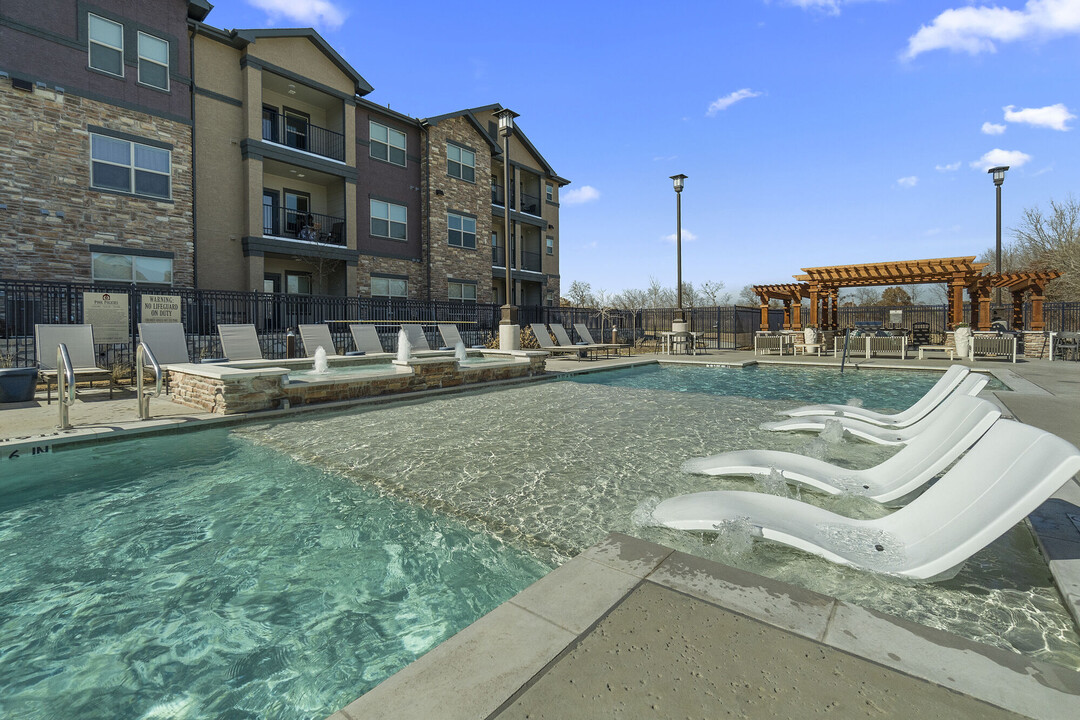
137;322;193;393
779;364;969;426
35;324;115;404
1054;332;1079;361
349;324;390;355
529;323;588;358
652;419;1080;580
684;396;1000;503
761;373;989;445
218;324;263;361
298;324;343;358
573;323;626;356
438;323;485;350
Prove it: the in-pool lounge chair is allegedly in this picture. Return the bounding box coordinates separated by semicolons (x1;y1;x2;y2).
653;420;1080;580
218;324;263;361
349;324;389;355
761;373;989;445
438;323;484;350
530;323;589;358
683;396;1001;503
573;323;626;357
299;324;343;358
779;364;969;426
35;324;115;403
401;324;431;351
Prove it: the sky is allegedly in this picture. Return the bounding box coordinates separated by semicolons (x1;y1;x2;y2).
204;0;1079;298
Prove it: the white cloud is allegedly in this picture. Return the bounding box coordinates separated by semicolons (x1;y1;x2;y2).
706;89;763;116
935;161;962;172
663;229;698;243
1003;103;1076;131
981;122;1007;135
903;0;1080;60
561;185;601;205
897;176;918;188
782;0;879;15
970;148;1032;171
247;0;347;29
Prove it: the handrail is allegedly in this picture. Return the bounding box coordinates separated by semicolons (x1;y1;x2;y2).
840;329;851;374
56;342;75;430
136;341;163;420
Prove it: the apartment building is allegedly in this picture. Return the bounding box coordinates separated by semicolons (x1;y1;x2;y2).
0;0;208;287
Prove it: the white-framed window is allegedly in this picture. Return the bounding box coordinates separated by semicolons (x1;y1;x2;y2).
448;281;477;302
546;292;554;306
447;212;476;248
90;133;171;199
546;182;554;202
370;199;407;240
371;276;408;298
88;14;124;77
370;121;406;166
447;143;475;182
286;272;312;294
137;32;169;91
91;252;173;284
546;236;554;255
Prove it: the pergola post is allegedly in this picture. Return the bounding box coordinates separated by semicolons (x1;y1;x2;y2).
948;279;966;328
808;287;819;327
829;287;839;330
782;300;792;330
792;302;803;330
760;301;769;331
1012;289;1026;330
973;281;992;330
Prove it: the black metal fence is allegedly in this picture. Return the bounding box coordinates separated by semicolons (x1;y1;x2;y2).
2;279;1078;368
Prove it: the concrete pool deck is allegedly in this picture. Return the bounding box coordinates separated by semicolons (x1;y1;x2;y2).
2;351;1079;718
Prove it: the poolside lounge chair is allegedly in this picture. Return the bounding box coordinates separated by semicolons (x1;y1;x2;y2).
401;324;431;351
218;324;263;361
529;323;588;358
438;323;485;350
137;322;194;392
653;420;1080;579
573;323;626;356
35;324;115;404
349;324;388;354
683;396;1001;503
779;364;969;426
550;324;611;359
761;374;989;445
298;324;343;358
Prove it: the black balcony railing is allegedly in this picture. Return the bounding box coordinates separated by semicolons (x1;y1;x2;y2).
491;246;506;266
262;108;345;162
521;251;542;272
518;191;541;215
263;207;346;246
491;186;505;206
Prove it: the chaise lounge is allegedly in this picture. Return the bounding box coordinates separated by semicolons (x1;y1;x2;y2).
217;324;264;361
35;324;116;404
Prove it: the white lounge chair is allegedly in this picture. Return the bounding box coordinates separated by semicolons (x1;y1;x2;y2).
550;324;611;359
654;420;1080;579
761;374;989;445
218;324;263;361
349;324;388;355
684;396;1001;503
438;323;485;350
298;324;342;358
530;323;588;358
401;324;431;351
779;365;969;427
573;323;626;356
35;324;115;404
137;322;191;366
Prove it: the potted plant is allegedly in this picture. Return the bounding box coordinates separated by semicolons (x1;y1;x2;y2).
803;324;819;345
0;352;38;403
953;322;972;358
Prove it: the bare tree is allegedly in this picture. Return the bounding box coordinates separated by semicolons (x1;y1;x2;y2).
698;280;730;305
565;280;595;307
1011;195;1080;300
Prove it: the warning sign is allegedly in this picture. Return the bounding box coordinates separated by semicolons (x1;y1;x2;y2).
141;294;182;323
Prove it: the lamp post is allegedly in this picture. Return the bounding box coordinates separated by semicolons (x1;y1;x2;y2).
670;174;687;326
988;165;1008;306
494;108;520;348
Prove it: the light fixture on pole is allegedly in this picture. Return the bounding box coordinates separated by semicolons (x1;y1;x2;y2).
988;165;1008;306
670;174;687;325
494;108;520;347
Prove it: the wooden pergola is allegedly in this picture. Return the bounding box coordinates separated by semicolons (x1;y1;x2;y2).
752;257;1062;332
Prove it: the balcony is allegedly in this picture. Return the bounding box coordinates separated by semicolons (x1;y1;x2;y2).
263;207;346;246
521;251;542;272
518;191;541;216
491;186;505;206
262;108;345;162
492;246;506;267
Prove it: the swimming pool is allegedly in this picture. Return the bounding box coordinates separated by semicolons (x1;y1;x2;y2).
1;363;1074;719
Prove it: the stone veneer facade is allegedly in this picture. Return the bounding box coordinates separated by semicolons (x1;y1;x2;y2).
0;84;194;285
422;116;495;303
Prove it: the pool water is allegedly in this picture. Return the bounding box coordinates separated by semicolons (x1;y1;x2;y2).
287;364;404;380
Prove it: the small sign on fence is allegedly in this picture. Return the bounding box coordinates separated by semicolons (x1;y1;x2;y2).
141;294;182;323
83;292;129;344
889;310;903;325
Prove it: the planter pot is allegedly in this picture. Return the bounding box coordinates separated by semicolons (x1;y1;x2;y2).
803;327;818;345
954;326;972;358
0;367;39;403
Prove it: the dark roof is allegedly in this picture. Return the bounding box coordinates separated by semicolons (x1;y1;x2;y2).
188;1;213;21
356;97;423;128
225;27;373;95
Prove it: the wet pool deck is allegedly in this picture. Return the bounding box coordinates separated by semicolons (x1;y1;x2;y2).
2;351;1079;718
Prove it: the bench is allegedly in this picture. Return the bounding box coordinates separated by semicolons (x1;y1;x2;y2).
917;345;956;360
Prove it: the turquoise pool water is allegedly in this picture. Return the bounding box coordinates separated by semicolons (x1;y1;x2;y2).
1;364;1074;720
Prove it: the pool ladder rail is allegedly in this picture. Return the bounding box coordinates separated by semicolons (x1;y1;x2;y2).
136;342;163;421
56;342;76;430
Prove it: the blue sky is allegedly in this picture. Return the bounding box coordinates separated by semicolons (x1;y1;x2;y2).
206;0;1079;297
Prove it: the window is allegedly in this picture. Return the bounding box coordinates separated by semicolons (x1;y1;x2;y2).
90;133;171;199
137;32;169;90
371;276;408;298
88;14;123;76
546;292;554;306
447;143;475;182
546;182;554;202
447;212;476;248
546;236;554;255
370;121;406;166
370;199;407;239
449;281;477;302
91;252;173;284
286;272;311;294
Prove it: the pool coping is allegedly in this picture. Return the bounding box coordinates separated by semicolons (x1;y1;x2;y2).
331;532;1080;720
